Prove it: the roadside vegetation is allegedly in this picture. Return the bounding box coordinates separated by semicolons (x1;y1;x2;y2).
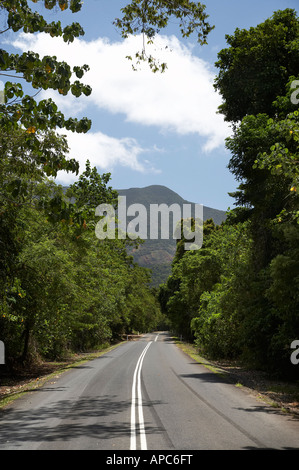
159;9;299;381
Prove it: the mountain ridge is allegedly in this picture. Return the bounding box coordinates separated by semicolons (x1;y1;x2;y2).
116;185;227;285
117;184;227;225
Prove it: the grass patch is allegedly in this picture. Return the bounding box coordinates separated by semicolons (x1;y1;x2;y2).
173;339;229;380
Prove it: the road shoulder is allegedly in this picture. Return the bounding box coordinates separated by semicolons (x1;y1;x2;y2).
174;340;299;419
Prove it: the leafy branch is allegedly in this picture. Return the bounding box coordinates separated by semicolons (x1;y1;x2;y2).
114;0;214;72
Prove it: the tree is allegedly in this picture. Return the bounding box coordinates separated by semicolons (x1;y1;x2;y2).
1;0;214;143
0;144;162;362
215;9;299;265
114;0;214;71
0;126;72;349
253;110;299;224
67;160;118;209
0;0;214;364
160;219;222;339
0;1;91;183
0;0;214;194
214;9;299;123
210;9;299;375
158;8;299;377
225;113;291;270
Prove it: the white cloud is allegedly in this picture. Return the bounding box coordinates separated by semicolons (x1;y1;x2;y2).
8;32;233;185
11;32;231;154
55;129;159;186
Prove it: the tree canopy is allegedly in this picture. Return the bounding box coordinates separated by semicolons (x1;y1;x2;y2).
114;0;214;71
214;9;299;123
2;1;206;364
159;8;299;379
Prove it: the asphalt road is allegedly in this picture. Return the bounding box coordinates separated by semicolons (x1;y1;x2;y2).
0;332;299;450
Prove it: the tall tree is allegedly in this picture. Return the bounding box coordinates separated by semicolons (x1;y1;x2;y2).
211;8;299;375
214;9;299;123
215;9;299;267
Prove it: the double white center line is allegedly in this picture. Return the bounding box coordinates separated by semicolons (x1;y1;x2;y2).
130;341;153;450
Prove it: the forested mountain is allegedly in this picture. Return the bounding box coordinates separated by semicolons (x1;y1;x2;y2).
117;185;226;225
117;185;226;285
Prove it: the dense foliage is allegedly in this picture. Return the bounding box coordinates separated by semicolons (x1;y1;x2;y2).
1;3;298;380
160;9;299;379
0;146;163;363
3;0;216;364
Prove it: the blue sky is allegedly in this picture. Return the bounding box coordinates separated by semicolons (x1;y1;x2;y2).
2;0;299;210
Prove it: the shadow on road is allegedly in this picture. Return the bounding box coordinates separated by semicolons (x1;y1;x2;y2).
0;395;166;448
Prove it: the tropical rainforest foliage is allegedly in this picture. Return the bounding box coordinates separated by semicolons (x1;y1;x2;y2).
0;143;163;363
160;9;299;379
0;3;298;381
2;0;214;364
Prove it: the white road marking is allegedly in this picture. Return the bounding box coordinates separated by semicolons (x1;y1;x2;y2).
130;341;152;450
